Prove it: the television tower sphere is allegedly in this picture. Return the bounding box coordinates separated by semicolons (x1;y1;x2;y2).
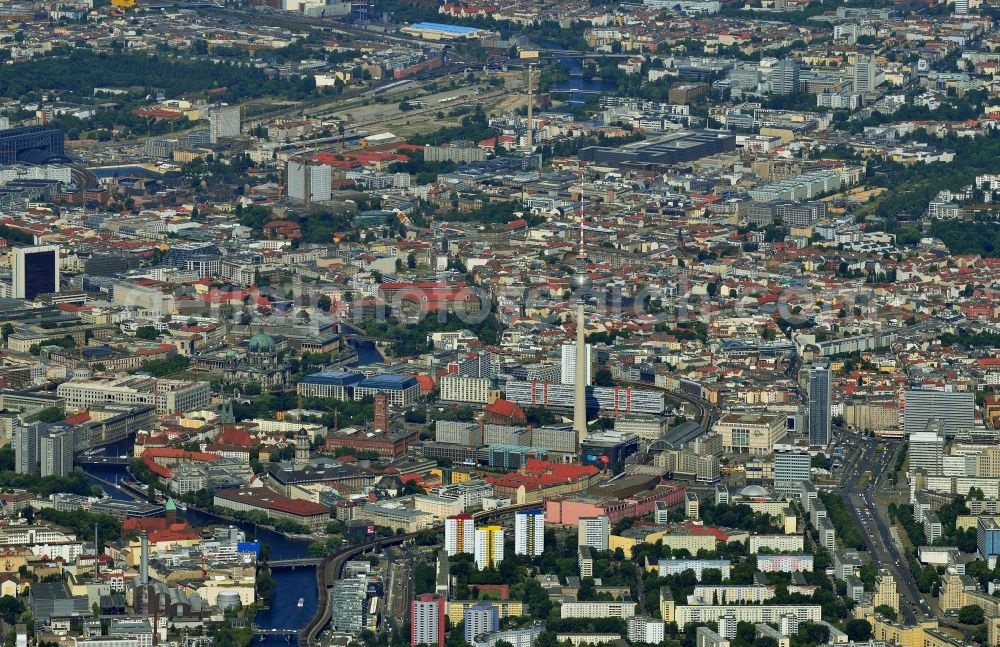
570;268;591;292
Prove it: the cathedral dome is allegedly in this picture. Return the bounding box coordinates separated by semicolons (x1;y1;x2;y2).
248;332;276;353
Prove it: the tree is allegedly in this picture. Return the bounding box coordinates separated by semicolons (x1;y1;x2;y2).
875;605;897;621
958;604;985;625
317;295;332;312
594;369;614;387
35;407;65;423
134;326;159;341
845;619;872;641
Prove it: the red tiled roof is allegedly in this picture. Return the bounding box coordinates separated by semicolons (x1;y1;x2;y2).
63;412;91;425
485;399;519;417
681;521;728;541
485;460;598;491
214;487;329;517
142;447;220;478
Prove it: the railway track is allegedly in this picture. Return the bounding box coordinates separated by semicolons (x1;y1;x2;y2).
622;382;717;433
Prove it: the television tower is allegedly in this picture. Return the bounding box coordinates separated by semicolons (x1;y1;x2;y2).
526;64;535;150
571;172;590;450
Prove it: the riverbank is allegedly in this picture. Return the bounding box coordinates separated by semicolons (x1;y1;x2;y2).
83;458;319;647
176;502;319;544
339;323;387;365
87;471;143;501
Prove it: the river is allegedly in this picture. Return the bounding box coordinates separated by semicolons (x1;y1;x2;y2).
339;323;384;365
540;40;618;108
77;343;385;644
81;462;318;646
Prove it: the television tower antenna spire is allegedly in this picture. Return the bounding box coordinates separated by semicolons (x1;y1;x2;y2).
578;170;585;261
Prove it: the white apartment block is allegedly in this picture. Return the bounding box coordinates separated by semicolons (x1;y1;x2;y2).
816;518;836;552
445;515;475;556
675;604;821;627
514;509;545;556
695;626;730;647
560;343;594;385
756;554;814;572
440;375;492;404
474;526;504;570
658;559;732;580
560;602;637;619
691;585;775;605
579;546;594;578
627;616;665;644
578;516;610;552
748;535;805;554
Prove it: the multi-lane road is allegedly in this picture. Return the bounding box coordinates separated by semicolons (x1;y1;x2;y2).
836;434;932;624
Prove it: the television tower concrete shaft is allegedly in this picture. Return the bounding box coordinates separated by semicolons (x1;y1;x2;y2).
573;299;587;448
571;172;590;450
526;65;534;150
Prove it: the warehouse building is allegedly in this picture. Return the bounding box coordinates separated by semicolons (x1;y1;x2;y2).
578;131;736;168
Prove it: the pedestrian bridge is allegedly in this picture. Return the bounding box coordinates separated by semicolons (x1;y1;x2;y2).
267;558;322;568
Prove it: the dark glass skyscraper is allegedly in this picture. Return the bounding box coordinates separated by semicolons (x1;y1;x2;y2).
808;361;831;447
13;245;60;299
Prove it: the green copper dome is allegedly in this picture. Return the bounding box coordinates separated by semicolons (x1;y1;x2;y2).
248;332;276;353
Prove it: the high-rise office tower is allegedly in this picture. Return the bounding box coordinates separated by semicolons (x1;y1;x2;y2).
411;595;445;647
208;105;240;143
12;245;60;299
514;509;545;556
463;603;499;643
902;390;975;437
13;422;40;474
852;54;878;93
772;58;801;96
954;0;969;15
331;578;368;633
474;525;504;570
561;342;594;386
286;159;332;204
444;514;475;557
908;431;945;475
578;516;610;552
808;362;831;448
40;428;73;477
774;449;812;484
